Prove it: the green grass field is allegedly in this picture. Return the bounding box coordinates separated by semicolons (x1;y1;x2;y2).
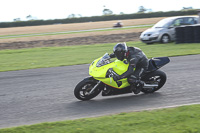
0;104;200;133
0;41;200;72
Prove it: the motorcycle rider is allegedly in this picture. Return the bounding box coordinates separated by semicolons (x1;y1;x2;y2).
110;42;149;94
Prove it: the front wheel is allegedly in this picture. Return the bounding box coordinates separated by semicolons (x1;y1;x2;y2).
161;34;170;43
74;77;103;101
141;70;167;93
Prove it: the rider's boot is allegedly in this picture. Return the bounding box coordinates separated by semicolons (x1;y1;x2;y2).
132;80;144;94
136;80;144;94
128;75;144;94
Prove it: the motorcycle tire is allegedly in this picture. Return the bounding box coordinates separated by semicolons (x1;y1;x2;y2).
141;70;166;93
74;77;103;101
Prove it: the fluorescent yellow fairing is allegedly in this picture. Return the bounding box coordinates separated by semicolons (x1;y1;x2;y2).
89;56;130;89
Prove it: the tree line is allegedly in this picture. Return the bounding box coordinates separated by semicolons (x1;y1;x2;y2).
0;9;198;28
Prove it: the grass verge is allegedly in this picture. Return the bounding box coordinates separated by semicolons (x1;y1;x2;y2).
0;42;200;72
0;104;200;133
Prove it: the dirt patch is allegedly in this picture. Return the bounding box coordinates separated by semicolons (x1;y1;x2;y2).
0;28;146;43
0;32;141;50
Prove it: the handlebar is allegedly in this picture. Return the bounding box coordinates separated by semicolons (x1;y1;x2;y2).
107;68;122;86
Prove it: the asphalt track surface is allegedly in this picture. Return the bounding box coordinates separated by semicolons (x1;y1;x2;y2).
0;54;200;128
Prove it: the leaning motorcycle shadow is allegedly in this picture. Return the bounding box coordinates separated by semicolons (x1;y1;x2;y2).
69;92;164;115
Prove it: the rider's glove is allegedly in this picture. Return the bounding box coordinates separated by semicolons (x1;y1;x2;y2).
113;75;121;81
109;53;115;58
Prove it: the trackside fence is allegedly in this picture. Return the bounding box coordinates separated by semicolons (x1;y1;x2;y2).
175;25;200;43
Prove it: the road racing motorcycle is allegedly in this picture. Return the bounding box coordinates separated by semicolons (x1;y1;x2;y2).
74;53;170;101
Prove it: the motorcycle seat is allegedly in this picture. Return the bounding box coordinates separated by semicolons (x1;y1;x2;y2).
147;57;170;72
152;57;170;68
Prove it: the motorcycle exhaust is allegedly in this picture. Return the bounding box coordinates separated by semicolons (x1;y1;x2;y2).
143;83;158;89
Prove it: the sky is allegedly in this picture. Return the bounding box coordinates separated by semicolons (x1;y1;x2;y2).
0;0;200;22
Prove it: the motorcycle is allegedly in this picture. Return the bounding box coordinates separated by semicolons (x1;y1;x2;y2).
113;22;123;28
74;53;170;101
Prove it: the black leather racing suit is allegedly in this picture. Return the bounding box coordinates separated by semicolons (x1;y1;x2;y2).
110;46;149;83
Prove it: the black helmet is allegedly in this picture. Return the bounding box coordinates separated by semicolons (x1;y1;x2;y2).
113;42;128;61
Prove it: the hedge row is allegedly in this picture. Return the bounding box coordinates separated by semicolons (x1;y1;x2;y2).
0;10;198;28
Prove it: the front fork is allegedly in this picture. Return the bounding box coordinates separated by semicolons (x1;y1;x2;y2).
88;80;102;95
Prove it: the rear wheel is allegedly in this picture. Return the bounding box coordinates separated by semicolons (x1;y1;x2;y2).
74;77;103;101
141;70;166;93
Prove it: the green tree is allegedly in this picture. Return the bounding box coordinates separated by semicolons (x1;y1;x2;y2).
68;14;76;18
26;15;33;20
138;6;147;13
13;18;21;22
68;14;82;18
103;6;113;15
182;7;193;10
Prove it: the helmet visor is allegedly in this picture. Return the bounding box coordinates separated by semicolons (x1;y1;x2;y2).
114;51;125;61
